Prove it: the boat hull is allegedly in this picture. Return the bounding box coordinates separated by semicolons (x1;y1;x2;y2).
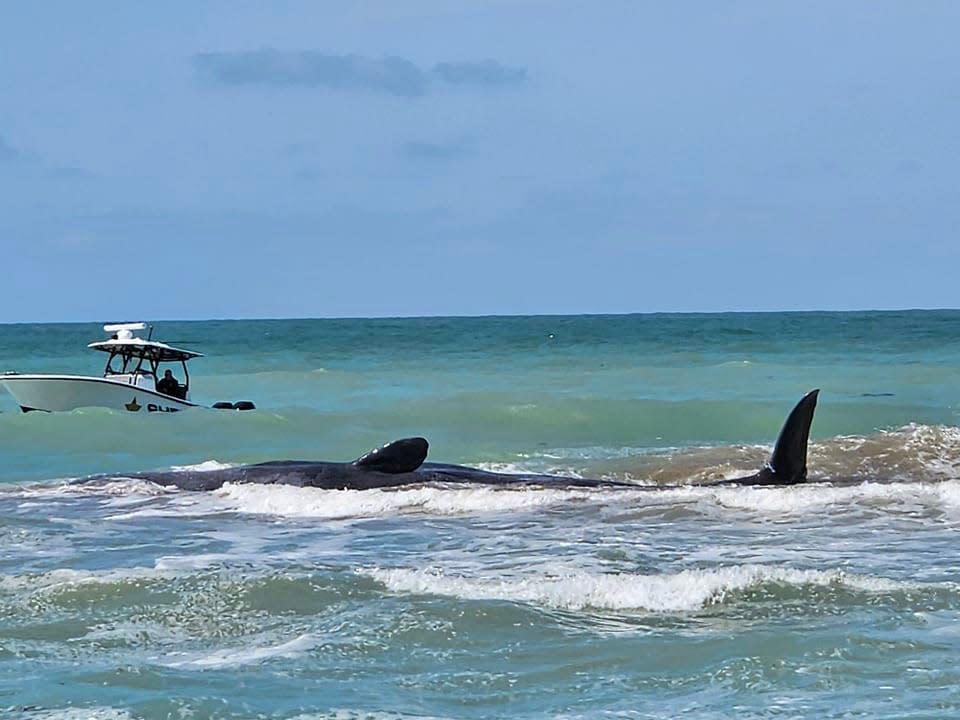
0;374;198;413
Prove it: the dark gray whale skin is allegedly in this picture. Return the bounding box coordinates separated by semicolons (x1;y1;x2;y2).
98;390;820;492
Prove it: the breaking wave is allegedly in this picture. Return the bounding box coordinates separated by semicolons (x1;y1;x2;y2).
361;564;947;613
535;423;960;486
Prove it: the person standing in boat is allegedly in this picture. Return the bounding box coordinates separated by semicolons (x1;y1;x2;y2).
157;369;181;397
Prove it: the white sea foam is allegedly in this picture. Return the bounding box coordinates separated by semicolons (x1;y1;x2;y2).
565;476;960;519
105;506;204;521
0;566;169;596
103;491;226;520
2;477;175;501
163;633;318;669
215;482;596;519
176;476;960;521
80;620;184;646
680;478;960;515
900;423;960;478
472;460;578;475
0;555;282;599
7;470;238;522
287;712;451;720
13;709;135;720
153;526;277;570
361;564;923;613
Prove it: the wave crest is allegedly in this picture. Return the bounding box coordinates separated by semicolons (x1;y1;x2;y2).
361;564;926;613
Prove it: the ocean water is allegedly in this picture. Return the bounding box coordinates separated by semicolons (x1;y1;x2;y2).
1;311;959;718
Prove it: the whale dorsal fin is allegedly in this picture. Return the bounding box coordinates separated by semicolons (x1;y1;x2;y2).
353;437;429;474
752;389;819;485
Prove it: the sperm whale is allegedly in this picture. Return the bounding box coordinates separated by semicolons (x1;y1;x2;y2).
93;390;819;492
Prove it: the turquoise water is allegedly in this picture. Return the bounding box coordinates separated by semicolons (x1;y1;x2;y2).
1;311;960;718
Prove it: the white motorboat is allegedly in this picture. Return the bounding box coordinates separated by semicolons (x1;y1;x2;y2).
0;322;253;414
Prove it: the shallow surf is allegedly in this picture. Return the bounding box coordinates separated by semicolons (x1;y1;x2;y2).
2;311;960;718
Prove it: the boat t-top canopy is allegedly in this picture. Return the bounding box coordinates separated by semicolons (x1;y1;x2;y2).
88;323;202;363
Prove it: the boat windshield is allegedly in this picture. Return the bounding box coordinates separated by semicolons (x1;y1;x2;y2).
89;325;201;397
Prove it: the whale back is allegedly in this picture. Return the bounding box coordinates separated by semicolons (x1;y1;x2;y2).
352;437;429;474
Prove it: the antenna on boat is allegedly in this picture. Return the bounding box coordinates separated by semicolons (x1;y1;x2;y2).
147;324;154;340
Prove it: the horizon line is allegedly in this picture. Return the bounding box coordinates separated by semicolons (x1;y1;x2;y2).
1;306;958;327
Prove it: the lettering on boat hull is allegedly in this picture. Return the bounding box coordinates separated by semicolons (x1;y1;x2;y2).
125;397;179;413
147;403;179;413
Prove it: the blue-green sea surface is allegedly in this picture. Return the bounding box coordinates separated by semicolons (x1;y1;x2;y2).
1;311;960;718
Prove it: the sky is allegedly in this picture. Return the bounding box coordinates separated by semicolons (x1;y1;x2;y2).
1;1;958;322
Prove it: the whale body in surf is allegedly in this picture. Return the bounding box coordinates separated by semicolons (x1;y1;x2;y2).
96;390;820;492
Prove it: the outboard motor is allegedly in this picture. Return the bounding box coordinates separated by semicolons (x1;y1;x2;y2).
211;400;256;411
